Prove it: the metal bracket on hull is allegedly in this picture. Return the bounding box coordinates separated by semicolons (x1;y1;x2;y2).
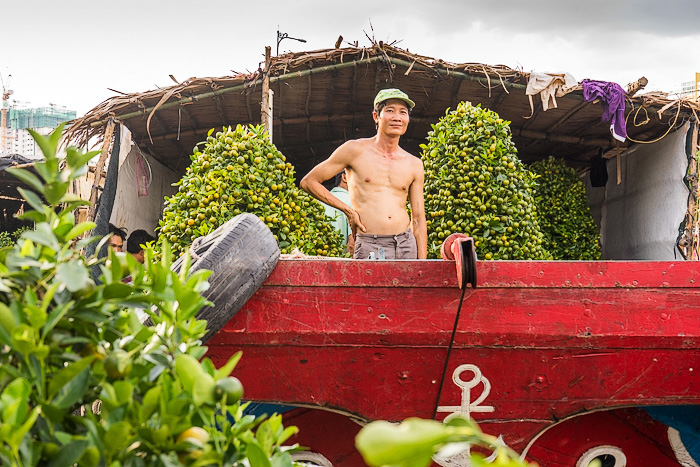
440;233;477;290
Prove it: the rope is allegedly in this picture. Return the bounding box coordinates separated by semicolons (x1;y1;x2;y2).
188;221;229;263
189;236;204;262
625;99;683;144
432;285;468;419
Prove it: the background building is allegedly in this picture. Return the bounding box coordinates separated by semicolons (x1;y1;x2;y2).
2;104;76;155
674;73;700;99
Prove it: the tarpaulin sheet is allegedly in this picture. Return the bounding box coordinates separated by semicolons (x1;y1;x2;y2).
584;123;690;260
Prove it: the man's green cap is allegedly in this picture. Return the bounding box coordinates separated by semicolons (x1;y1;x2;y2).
374;88;415;109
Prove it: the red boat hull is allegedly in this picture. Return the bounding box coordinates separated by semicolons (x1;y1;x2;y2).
207;258;700;463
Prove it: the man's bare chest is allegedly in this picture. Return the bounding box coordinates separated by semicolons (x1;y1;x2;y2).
353;153;415;189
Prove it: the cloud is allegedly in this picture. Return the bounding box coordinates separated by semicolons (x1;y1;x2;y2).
410;0;700;37
2;0;697;116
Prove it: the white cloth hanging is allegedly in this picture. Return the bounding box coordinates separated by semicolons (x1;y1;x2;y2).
525;71;578;117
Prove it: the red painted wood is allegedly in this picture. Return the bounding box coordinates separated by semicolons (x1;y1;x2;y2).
525;408;679;467
206;258;700;456
283;408;364;465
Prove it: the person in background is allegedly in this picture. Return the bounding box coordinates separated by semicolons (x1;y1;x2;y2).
126;229;155;264
108;224;126;253
321;170;354;253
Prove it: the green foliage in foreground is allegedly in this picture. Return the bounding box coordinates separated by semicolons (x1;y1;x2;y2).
356;416;536;467
0;125;299;466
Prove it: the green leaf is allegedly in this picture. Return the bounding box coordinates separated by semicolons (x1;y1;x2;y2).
49;356;95;401
52;366;90;409
103;283;132;299
48;439;88;467
29;124;64;164
201;357;216;376
24;222;60;251
33;162;53;183
17;187;46;214
17;210;45;223
65;147;98;171
214;351;242;380
1;378;30;425
270;452;294;467
44;181;71;206
175;353;206;393
104;422;132;457
256;419;275;454
99;383;118;409
12;324;37;355
27;304;47;329
114;381;134;406
39;282;60;315
42;301;73;336
192;373;216;407
356;418;451;467
246;440;272;467
0;302;18;336
277;426;299;445
0;321;11;345
64;222;96;241
141;386;162;420
10;406;40;451
6;168;45;193
107;249;124;283
56;260;90;293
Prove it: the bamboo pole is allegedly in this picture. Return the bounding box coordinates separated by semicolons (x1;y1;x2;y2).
134;113;615;148
261;46;273;140
87;118;115;222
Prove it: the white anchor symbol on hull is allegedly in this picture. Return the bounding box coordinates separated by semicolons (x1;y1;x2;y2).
434;364;496;467
437;364;494;420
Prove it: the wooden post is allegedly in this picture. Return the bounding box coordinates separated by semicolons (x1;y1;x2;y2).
261;46;273;141
625;77;648;97
267;88;274;141
691;124;699;259
87;118;115;222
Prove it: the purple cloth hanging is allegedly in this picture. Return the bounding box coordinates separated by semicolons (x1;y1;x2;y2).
581;79;627;142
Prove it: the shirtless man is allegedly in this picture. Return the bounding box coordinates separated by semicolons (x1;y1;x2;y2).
300;88;427;259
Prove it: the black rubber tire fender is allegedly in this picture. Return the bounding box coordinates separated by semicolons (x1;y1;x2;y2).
170;213;280;342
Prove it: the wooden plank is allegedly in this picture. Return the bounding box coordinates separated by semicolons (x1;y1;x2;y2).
179;104;199;131
548;101;589;132
521;105;541;131
87;118;115;221
261;46;272;139
449;76;463;110
244;85;253;123
490;88;509;111
326;69;335;140
212;93;228;126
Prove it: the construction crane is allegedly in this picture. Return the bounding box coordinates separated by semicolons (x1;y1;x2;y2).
1;73;13;153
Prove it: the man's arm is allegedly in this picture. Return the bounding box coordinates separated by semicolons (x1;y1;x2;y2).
409;160;428;259
300;142;366;234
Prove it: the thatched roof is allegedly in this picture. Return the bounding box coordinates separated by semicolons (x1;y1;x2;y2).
66;42;699;176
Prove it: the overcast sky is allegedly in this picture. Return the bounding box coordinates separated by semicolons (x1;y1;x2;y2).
1;0;698;116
